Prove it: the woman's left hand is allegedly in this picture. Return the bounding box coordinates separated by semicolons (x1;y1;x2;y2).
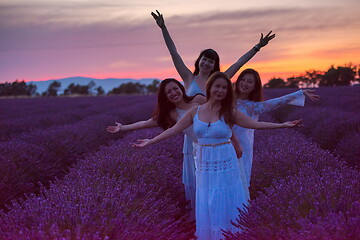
257;31;276;48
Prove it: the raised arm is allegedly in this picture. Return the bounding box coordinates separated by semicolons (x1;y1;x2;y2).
134;106;196;147
151;10;194;86
107;118;158;133
224;31;275;79
233;109;302;130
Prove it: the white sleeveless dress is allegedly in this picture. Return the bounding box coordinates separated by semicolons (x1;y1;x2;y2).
186;76;205;97
193;107;248;240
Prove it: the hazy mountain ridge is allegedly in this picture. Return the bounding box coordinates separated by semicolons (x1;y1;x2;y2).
28;77;160;94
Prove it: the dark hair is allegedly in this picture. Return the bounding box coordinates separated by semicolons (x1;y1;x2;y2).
152;78;199;130
206;72;235;125
235;68;264;102
193;49;220;76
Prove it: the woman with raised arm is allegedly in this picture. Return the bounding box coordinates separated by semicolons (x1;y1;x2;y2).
151;9;254;178
135;72;302;240
233;68;320;193
151;10;275;96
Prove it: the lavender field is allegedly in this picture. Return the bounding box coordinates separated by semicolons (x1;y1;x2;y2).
0;86;359;240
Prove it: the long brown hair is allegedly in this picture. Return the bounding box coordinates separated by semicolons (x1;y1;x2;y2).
235;68;264;102
152;78;201;130
193;49;220;76
206;72;235;125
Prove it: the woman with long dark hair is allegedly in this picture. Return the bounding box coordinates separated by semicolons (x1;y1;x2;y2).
233;68;319;193
107;78;205;219
134;72;302;240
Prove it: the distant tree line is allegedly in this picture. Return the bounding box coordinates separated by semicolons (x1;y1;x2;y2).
264;64;359;88
0;80;37;97
108;80;160;95
0;79;160;97
43;80;106;97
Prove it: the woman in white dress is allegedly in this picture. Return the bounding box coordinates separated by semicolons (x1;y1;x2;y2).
233;68;320;194
135;71;302;240
107;78;205;219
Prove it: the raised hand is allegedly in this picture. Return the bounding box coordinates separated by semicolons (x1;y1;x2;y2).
283;119;303;128
303;89;320;102
106;122;122;133
257;31;276;48
151;10;165;28
133;139;151;148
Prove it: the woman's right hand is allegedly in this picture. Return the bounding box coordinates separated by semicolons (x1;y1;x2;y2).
133;139;151;148
106;122;122;133
233;142;243;159
151;10;165;28
283;119;303;128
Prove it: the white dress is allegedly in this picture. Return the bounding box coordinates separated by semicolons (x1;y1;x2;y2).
176;108;197;220
232;90;305;190
193;107;248;240
186;76;205;97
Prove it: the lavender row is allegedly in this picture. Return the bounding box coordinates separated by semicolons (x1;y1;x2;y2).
0;96;101;121
0;98;156;209
223;121;359;239
0;96;143;120
2;123;358;238
270;106;360;168
0;129;194;239
225;166;359;239
1;119;358;238
263;87;360;168
0;96;149;142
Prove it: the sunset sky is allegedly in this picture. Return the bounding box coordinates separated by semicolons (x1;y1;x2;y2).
1;0;359;84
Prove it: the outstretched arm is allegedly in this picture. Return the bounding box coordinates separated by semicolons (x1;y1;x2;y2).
224;31;275;79
107;118;158;133
151;10;194;87
233;109;302;130
253;89;320;114
134;107;196;147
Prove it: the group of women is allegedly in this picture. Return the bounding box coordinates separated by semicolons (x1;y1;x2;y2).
107;10;319;240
